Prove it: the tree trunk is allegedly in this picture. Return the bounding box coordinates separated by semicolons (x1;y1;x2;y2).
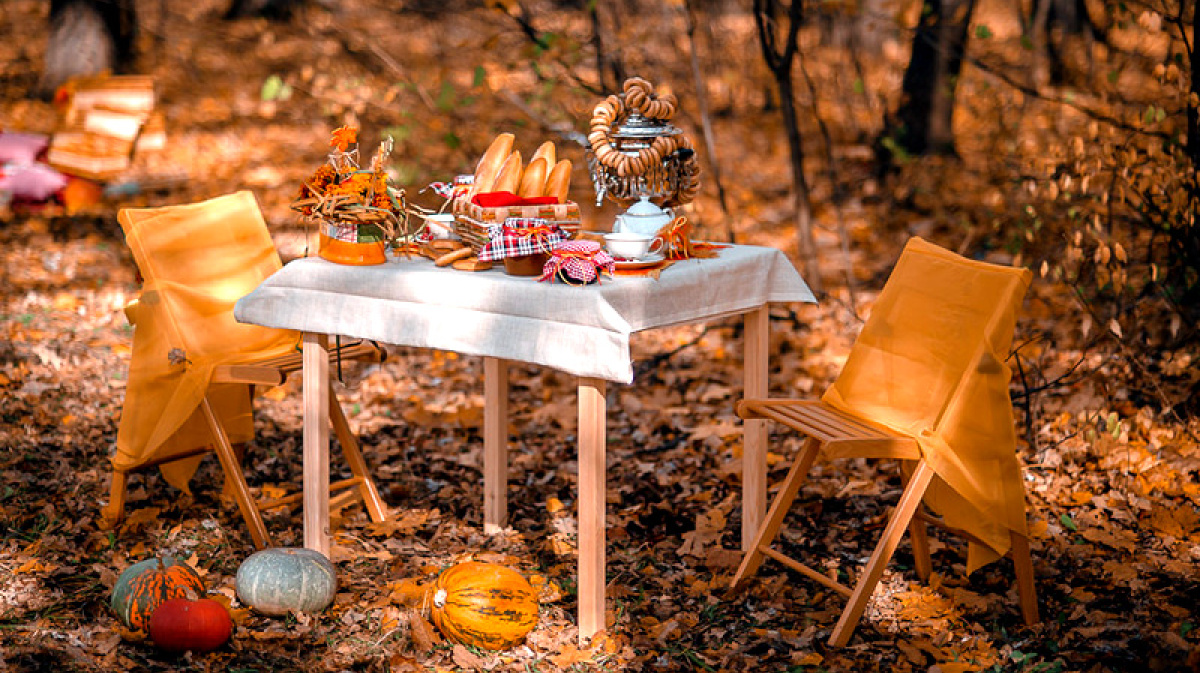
1189;3;1200;171
39;0;137;98
879;0;977;160
754;0;822;293
777;72;816;286
1029;0;1102;86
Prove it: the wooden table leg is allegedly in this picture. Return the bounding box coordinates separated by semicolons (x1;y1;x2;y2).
483;357;509;535
743;306;769;551
577;377;606;643
302;332;331;557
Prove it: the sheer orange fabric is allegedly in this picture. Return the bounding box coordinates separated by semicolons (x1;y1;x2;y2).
821;237;1033;572
115;191;298;492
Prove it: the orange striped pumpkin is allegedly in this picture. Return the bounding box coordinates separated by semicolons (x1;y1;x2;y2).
110;556;205;632
430;562;538;650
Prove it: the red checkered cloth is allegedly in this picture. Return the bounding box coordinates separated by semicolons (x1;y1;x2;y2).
426;174;473;200
478;218;569;262
539;240;615;285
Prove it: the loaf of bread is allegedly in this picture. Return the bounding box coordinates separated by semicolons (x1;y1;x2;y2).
530;141;556;171
518;157;548;197
492;151;523;194
472;133;515;194
545;159;572;203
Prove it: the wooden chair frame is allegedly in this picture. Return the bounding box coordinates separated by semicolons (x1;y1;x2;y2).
729;399;1039;647
104;340;390;549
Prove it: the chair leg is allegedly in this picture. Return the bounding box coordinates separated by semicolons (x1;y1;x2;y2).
100;469;129;529
200;395;272;549
731;437;822;589
902;463;932;582
1010;530;1039;626
829;459;935;647
220;442;248;502
908;514;932;582
328;384;388;522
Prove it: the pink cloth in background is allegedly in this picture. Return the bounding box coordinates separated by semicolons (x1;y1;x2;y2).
0;131;67;202
0;162;68;201
0;131;49;164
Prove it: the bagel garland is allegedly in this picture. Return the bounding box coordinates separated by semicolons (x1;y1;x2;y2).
589;77;701;207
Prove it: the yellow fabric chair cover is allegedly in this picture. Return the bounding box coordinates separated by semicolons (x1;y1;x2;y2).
821;237;1033;572
115;191;299;492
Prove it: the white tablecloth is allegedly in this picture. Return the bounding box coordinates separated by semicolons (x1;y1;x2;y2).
233;244;815;383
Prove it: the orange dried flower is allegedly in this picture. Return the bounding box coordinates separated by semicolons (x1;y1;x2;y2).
330;126;358;152
325;172;373;202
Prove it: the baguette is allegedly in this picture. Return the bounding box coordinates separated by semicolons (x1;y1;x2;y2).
530;141;556;170
545;159;572;203
492;151;523;194
518;157;549;198
471;133;515;195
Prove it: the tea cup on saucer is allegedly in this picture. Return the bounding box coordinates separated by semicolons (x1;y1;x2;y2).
604;232;663;260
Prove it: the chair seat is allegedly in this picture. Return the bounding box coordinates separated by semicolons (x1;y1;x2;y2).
214;339;385;387
738;399;921;460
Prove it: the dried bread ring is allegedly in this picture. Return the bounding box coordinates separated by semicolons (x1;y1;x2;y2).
589;76;702;206
435;246;474;267
423;239;464;257
622;89;641;113
453;257;492;271
624;76;652;95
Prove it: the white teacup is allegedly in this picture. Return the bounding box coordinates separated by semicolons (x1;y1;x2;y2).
423;213;456;239
604;232;664;260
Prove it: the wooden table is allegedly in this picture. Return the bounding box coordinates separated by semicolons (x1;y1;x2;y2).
234;244;815;640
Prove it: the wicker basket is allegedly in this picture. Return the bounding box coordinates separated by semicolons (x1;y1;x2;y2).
452;199;582;253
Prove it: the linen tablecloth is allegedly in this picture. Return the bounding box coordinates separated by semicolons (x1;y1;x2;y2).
233;244;815;383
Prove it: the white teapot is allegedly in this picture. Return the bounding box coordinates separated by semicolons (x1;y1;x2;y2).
614;196;672;236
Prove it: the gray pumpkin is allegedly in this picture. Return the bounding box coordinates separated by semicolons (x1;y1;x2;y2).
235;548;337;615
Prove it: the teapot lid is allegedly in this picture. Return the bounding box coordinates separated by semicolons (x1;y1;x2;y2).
626;195;667;218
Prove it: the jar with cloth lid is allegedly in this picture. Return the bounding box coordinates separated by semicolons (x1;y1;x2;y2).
477;217;570;276
538;240;615;285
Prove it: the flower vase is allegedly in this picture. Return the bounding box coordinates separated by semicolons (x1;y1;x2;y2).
317;221;387;266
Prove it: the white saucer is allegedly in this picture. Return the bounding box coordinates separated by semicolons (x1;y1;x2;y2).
613;253;665;269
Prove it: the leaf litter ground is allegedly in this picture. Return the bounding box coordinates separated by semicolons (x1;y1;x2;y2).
2;0;1200;671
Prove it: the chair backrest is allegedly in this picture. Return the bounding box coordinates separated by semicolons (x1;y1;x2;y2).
118;190;293;359
823;237;1031;439
822;238;1034;568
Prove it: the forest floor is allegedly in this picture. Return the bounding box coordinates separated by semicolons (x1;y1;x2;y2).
2;1;1199;672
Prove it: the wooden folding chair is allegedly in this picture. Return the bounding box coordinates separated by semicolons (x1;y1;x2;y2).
103;191;389;549
729;238;1039;646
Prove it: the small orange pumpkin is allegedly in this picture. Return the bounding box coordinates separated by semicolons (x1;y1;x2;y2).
430;561;538;650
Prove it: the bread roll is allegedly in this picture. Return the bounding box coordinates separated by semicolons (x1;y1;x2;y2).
472;133;515;194
545;159;572;203
518;157;548;198
530;141;556;169
492;151;523;194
